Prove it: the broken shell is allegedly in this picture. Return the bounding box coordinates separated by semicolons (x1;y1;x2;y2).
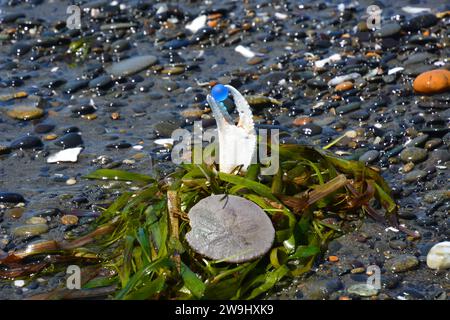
186;194;275;263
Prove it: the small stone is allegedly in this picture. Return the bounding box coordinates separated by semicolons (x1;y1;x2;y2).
347;284;379;297
44;134;58;141
111;112;120;120
5;207;25;219
247;57;263;65
403;169;427;182
61;215;79;225
400;147;428;163
10;135;43;150
298;123;322;136
0;192;25;203
107;55;158;77
54;133;83;149
359;150;379;164
335;81;353;91
26;216;47;225
385;254;419;273
66;178;77;185
181;108;204;118
375;22;401;38
293;116;312;126
402;162;415;173
351;267;365;274
7;105;44;120
425;138;442;150
328;255;339;262
426;242;450;270
12;224;49;237
413;69;450;94
161;66;185;75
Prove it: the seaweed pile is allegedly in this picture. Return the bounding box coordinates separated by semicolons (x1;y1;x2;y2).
0;143;400;300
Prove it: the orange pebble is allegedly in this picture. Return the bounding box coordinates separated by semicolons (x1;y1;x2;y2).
328;255;339;262
413;69;450;94
208;19;218;28
293;116;312;126
335;81;354;92
339;296;351;300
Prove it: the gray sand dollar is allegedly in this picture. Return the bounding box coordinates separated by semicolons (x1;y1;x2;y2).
186;194;275;263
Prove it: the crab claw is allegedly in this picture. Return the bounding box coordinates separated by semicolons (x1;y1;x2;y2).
207;85;257;173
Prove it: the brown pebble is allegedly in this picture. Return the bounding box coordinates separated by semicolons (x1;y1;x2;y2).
5;207;25;219
403;162;415;173
247;57;263;65
61;215;79;225
111;112;120;120
351;267;365;274
293;116;312;126
413;69;450;94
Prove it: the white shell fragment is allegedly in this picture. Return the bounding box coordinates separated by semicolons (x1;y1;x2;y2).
401;6;432;14
186;195;275;263
235;45;261;59
327;73;361;86
47;147;82;163
426;242;450;270
315;53;341;68
388;67;404;75
186;15;207;33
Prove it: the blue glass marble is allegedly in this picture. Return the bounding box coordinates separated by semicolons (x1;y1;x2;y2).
211;84;229;102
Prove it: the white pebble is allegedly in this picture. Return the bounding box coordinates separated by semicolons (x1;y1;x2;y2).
66;178;77;185
275;12;288;20
388;67;404;75
315;53;341;68
327;73;361;86
427;242;450;270
14;280;25;287
47;147;82;163
185;15;207;34
235;45;260;59
401;6;431;14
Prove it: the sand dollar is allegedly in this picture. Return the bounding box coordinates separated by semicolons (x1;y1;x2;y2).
186;194;275;263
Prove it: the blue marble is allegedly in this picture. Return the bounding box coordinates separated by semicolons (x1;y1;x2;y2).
211;84;229;102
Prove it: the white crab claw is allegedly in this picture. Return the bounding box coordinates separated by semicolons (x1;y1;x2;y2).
207;85;257;173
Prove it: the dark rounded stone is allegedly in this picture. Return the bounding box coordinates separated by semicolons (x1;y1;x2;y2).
10;135;43;150
0;192;25;203
54;133;83;149
34;122;55;134
298;123;322;136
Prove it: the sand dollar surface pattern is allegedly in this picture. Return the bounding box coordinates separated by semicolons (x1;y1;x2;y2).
186;194;275;263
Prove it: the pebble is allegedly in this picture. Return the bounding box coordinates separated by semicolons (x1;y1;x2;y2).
61;215;79;225
54;133;83;149
10;135;43;150
12;224;48;237
335;81;353;91
25;216;47;225
399;147;428;163
327;73;360;86
359;150;379;164
403;169;427;183
426;242;450;270
298;123;322;136
7;105;44;120
66;178;77;185
5;207;25;219
0;192;25;203
413;69;450;94
347;284;379;297
107;55;158;77
375;22;401;38
293;116;312;126
384;254;419;273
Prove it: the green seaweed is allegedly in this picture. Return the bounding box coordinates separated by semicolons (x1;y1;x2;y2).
0;145;399;300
